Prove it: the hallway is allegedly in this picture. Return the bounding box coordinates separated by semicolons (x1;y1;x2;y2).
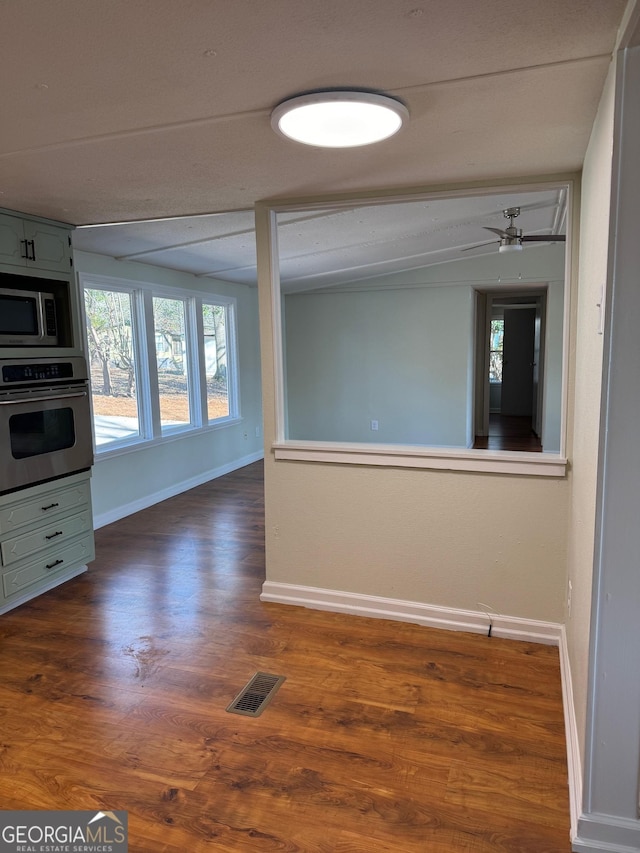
474;414;543;452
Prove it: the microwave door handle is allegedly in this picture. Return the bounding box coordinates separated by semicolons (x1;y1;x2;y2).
0;391;88;405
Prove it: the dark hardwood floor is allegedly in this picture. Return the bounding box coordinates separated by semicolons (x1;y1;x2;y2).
0;461;570;851
474;414;543;452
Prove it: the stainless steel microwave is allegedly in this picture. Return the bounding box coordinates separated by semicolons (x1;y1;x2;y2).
0;287;59;346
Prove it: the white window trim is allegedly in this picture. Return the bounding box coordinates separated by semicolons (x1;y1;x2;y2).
256;177;574;478
79;272;240;456
202;297;240;429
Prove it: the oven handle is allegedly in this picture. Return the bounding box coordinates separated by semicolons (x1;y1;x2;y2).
0;390;88;405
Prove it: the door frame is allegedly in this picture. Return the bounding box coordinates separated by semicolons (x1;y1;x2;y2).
473;285;548;441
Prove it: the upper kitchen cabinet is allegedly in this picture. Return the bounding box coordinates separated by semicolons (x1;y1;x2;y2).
0;208;84;357
0;212;72;274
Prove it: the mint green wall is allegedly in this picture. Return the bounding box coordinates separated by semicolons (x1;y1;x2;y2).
74;251;263;525
283;244;565;450
285;284;473;446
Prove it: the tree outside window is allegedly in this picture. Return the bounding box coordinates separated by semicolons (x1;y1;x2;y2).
203;303;229;421
84;288;141;446
152;296;191;431
489;318;504;383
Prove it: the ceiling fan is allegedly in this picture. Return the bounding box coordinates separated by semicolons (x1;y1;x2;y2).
465;206;566;254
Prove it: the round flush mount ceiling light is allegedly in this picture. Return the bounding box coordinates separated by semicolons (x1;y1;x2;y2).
271;90;409;148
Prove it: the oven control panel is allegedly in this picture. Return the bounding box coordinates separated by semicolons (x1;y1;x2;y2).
0;357;88;387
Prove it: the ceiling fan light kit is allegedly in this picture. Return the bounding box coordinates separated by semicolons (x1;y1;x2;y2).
499;237;523;253
271;90;409;148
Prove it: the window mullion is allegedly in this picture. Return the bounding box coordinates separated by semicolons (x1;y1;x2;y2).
185;297;203;428
131;287;152;439
192;298;208;427
142;289;162;438
223;302;239;419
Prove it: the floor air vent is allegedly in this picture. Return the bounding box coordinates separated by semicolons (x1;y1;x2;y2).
226;672;286;717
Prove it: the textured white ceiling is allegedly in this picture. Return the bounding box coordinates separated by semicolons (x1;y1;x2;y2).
74;186;567;289
0;0;626;280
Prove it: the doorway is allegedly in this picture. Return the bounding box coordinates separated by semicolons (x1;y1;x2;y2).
474;290;546;452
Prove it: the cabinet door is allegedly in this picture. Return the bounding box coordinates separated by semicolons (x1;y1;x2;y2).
23;221;72;273
0;213;27;268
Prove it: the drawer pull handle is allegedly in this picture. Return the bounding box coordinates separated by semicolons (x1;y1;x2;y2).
41;502;60;511
45;531;63;540
45;558;64;570
20;239;29;259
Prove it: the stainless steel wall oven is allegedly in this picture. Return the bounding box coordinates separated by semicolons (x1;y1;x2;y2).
0;356;93;495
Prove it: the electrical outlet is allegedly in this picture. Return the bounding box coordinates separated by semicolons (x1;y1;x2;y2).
370;419;379;431
567;580;573;617
255;426;261;437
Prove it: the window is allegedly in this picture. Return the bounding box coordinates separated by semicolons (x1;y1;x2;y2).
202;302;230;422
489;318;504;383
84;287;141;447
82;276;238;453
153;296;191;432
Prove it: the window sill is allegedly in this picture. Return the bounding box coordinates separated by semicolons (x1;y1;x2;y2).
272;441;567;477
95;417;243;461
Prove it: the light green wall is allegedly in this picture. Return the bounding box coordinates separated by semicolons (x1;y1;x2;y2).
283;244;565;451
75;251;263;524
284;285;473;446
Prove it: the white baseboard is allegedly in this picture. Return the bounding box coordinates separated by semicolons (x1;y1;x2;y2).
93;451;263;528
573;814;640;852
558;625;583;843
259;581;563;645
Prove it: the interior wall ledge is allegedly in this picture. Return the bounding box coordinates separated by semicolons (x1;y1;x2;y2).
272;442;568;477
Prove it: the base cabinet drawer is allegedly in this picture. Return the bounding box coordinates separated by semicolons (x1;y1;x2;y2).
2;535;95;599
0;472;94;613
1;510;91;566
0;481;91;535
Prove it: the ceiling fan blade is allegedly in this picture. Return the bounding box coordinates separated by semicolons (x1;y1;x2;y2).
521;234;566;242
483;226;508;238
461;239;498;252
